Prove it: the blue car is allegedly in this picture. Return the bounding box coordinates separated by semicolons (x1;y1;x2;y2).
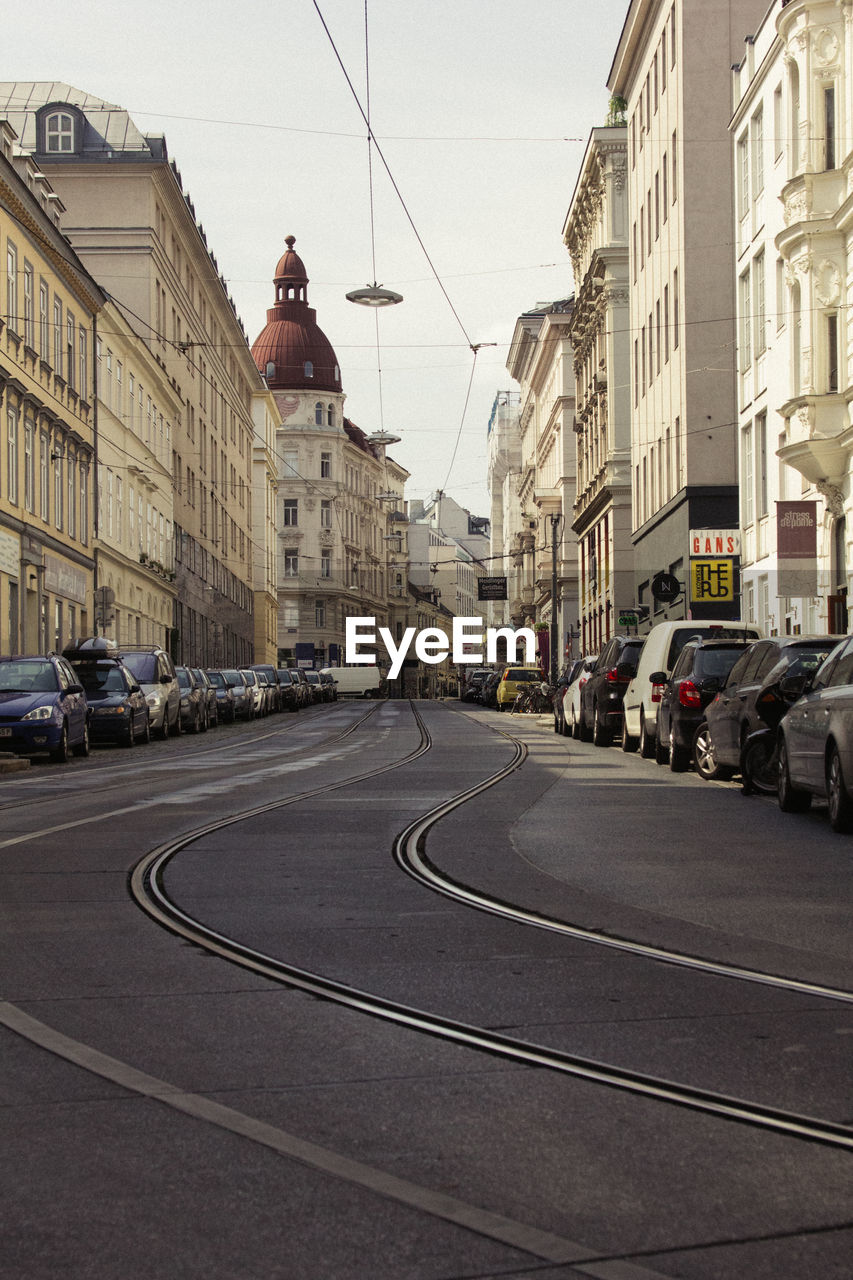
64;640;150;747
0;655;89;762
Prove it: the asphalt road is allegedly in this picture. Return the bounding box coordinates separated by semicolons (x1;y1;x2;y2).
1;699;851;1280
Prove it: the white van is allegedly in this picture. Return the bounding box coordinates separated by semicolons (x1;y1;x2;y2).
319;666;384;698
621;620;760;757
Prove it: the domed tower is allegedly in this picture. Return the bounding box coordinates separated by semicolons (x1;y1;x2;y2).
251;236;342;392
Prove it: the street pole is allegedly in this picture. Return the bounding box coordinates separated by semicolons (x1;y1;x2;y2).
549;512;560;686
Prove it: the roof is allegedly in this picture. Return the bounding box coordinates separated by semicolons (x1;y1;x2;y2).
251;236;342;393
0;82;163;158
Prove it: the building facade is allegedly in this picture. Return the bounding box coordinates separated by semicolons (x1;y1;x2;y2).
607;0;768;625
564;126;634;656
733;0;853;637
0;120;103;656
0;83;265;666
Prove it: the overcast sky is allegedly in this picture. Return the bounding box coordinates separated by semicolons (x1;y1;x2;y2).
17;0;629;516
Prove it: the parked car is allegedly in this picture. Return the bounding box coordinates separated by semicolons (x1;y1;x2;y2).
303;670;325;704
0;653;89;762
191;667;218;728
205;669;236;723
175;666;207;733
565;655;598;739
622;621;760;756
276;668;300;713
461;668;493;702
120;646;181;738
255;669;275;715
777;635;853;831
495;666;544;712
654;639;754;771
251;664;282;713
289;668;313;707
553;660;585;736
697;635;842;781
478;671;502;708
319;671;338;701
240;668;265;718
221;668;253;720
579;636;644;745
64;639;150;747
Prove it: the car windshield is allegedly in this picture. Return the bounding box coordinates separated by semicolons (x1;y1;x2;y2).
305;672;319;684
665;627;758;668
78;666;128;695
206;671;226;688
176;669;193;690
0;660;59;692
694;647;749;679
222;670;243;687
504;669;540;682
242;671;257;686
784;644;838;678
121;653;157;682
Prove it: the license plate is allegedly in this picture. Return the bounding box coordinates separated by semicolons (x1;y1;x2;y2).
0;727;11;736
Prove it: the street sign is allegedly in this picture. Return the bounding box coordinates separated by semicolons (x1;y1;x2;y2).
651;571;681;602
477;576;508;601
618;612;638;627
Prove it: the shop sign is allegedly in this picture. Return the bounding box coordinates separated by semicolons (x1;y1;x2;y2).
0;529;20;578
690;559;734;603
689;529;740;556
44;553;88;604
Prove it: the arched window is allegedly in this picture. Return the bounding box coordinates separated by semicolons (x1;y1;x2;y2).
314;402;323;425
304;361;313;378
45;110;75;153
334;365;340;381
327;404;334;425
265;361;275;380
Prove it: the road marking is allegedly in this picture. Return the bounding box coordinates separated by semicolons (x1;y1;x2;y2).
0;1001;679;1273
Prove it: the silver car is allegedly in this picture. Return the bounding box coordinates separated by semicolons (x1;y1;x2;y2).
778;636;853;832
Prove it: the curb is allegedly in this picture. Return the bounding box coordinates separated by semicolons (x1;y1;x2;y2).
0;753;30;774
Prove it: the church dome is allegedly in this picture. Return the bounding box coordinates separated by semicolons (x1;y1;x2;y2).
251;236;342;393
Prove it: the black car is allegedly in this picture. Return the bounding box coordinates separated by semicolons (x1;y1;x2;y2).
479;671;502;708
276;668;300;713
654;639;753;771
64;639;150;747
176;666;207;733
697;635;843;781
205;669;236;723
191;668;218;728
579;635;644;745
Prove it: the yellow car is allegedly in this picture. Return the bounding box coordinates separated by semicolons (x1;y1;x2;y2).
495;666;544;711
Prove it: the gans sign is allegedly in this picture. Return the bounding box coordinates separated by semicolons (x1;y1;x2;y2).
689;528;741;557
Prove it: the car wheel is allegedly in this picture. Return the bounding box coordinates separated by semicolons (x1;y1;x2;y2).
826;746;853;832
124;720;135;748
592;703;611;747
570;706;580;740
639;715;655;759
692;723;732;782
777;738;811;813
621;719;638;753
669;732;689;773
72;721;90;758
50;723;69;764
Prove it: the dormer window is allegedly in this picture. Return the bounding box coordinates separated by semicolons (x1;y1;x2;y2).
45;111;75;153
304;361;313;378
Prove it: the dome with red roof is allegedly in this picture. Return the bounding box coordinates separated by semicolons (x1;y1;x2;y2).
251;236;342;393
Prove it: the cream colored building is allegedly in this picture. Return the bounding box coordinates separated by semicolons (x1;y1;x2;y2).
608;0;767;624
0;120;102;655
0;83;266;666
505;299;578;670
251;389;279;664
93;297;178;648
486;391;524;629
732;0;852;636
564;126;634;654
250;238;405;667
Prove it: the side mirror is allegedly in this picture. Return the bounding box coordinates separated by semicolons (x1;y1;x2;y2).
779;673;807;702
131;684;142;695
648;670;668;684
67;683;84;695
161;673;174;684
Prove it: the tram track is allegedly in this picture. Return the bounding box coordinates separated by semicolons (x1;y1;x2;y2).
128;700;853;1153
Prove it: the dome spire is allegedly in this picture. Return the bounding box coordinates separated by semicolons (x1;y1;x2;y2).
251;236;342;393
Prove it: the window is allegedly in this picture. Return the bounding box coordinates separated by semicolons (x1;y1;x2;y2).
79;328;87;397
661;28;667;89
67;453;77;539
756;413;768;519
79;467;89;544
739;269;752;370
304;361;314;378
6;404;19;504
6;241;17;332
654;171;660;239
45;111;74;152
773;84;783;161
751;109;764;198
282;448;298;477
282;498;298;526
327;404;334;426
776;258;786;331
673;269;679;349
24;416;34;513
320;499;332;529
320;451;331;478
671;133;677;202
662;158;668;220
39;431;49;519
754;252;766;358
737;133;749;220
39;280;49;356
828;313;839;393
66;315;76;390
742;424;754;525
825;86;836;170
655;299;661;374
53;297;63;378
664;285;670;362
54;444;64;530
321;549;332;578
284;548;298;577
314;402;323;425
315;599;326;628
23;262;34;347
